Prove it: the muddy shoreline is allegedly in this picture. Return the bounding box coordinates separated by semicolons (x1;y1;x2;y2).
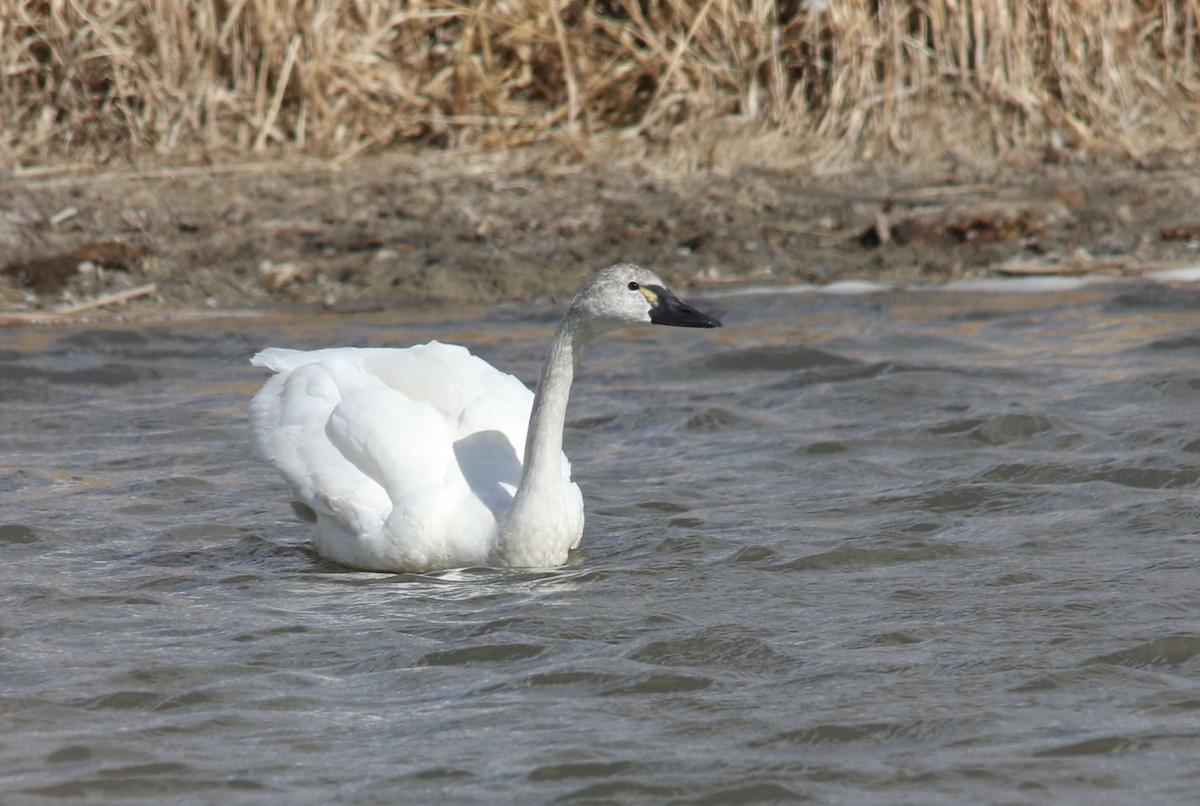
3;147;1199;320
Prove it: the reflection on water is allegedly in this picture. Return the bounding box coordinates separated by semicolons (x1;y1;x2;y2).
3;282;1200;804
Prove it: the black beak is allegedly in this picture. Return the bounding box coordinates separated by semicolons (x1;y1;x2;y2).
647;285;722;328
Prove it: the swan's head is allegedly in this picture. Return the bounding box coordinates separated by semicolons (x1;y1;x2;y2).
569;264;722;333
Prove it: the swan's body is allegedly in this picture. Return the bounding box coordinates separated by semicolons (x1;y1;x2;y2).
249;264;720;572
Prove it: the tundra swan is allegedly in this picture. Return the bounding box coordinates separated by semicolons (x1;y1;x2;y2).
249;264;721;572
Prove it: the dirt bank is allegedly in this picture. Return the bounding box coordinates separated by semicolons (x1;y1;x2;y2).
3;146;1199;321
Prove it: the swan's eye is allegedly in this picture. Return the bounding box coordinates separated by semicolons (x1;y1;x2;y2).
628;281;640;291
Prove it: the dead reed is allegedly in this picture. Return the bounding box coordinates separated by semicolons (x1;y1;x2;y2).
2;0;1198;168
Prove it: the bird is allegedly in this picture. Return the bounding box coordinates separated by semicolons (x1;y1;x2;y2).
248;263;721;573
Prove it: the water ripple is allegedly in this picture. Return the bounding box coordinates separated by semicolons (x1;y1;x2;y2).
3;289;1199;803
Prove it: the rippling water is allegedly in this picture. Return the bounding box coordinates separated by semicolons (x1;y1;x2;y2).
3;281;1200;804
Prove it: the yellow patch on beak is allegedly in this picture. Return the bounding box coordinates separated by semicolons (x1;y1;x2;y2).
638;287;659;306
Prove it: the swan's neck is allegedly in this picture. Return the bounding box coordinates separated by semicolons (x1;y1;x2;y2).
494;312;592;566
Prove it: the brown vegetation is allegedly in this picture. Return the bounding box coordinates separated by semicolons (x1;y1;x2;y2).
2;0;1198;169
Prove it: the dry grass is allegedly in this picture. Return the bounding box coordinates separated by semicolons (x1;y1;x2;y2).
2;0;1198;169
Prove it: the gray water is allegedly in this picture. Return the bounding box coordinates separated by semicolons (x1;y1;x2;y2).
3;281;1200;804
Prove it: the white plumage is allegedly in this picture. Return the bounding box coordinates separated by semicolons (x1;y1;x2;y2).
249;264;720;572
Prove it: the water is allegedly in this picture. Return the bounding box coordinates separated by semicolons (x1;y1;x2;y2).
3;281;1200;804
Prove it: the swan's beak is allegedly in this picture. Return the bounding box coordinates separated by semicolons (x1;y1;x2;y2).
645;285;722;328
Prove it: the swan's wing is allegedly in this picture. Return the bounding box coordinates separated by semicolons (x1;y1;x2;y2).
256;343;535;455
360;343;533;455
249;355;395;538
326;380;502;569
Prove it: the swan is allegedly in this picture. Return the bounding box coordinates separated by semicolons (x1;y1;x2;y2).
248;264;721;572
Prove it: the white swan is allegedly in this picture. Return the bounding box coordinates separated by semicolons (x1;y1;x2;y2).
249;264;721;572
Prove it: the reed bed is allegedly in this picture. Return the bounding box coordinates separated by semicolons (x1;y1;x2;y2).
2;0;1198;168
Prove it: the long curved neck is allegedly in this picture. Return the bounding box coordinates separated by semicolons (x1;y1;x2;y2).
523;316;583;484
495;311;592;565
